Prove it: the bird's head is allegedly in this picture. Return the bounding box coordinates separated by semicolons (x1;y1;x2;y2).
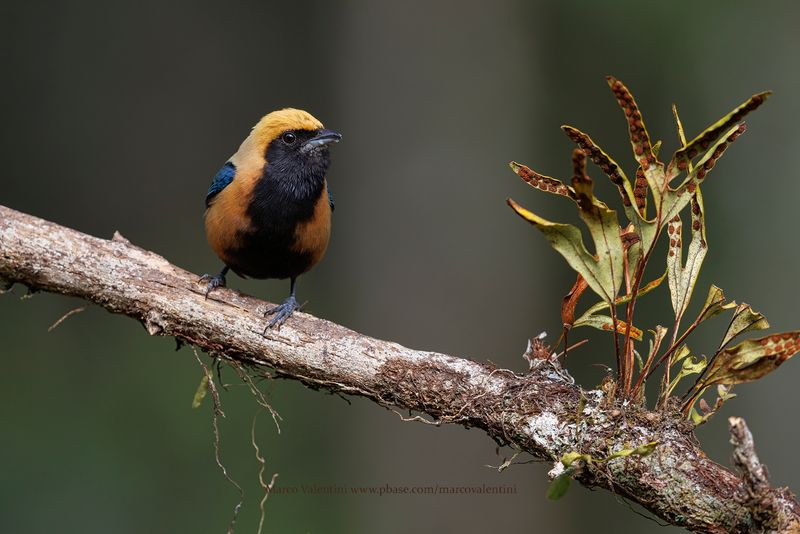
231;108;341;180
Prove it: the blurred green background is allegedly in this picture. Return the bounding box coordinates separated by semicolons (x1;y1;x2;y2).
2;1;799;532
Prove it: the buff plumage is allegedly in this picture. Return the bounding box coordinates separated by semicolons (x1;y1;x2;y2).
202;108;341;329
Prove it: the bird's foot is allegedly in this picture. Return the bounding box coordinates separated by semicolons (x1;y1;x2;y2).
199;273;226;298
264;295;299;331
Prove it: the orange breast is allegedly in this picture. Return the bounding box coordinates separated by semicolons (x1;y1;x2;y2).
291;181;332;273
204;177;255;267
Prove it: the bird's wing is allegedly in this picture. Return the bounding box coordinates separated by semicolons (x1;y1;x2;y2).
205;162;236;207
327;181;335;212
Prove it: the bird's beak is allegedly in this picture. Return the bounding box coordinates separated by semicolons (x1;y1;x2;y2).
302;129;342;152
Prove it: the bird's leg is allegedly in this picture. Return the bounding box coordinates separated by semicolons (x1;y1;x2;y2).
200;265;229;298
265;277;300;331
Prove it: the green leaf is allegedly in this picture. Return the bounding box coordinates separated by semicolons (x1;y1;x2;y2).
629;271;669;302
660;124;746;225
719;303;770;350
574;270;666;325
573;313;643;341
570;151;625;304
669;345;692;367
606;76;658;169
632;441;659;457
547;466;576;501
689;405;704;425
652;140;662;158
629;214;658;269
672;104;689;147
687;384;737;426
560;451;590;467
717;384;737;403
699;331;800;388
507;198;622;303
698;285;737;323
192;373;209;409
667;190;707;327
646;325;668;361
552;440;658;491
641;164;669;209
634;348;645;374
561;126;639;215
606;441;659;461
666;352;707;398
565;79;664;275
668;91;771;178
606;75;674;225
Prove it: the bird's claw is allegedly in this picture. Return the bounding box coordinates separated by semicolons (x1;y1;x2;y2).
199;273;226;298
264;295;299;331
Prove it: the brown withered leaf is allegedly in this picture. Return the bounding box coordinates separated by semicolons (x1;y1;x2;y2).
699;332;800;388
562;274;589;327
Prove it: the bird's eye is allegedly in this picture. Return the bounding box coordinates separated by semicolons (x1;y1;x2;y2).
282;132;296;144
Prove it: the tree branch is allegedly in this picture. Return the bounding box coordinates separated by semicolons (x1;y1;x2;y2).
1;204;798;533
729;417;800;532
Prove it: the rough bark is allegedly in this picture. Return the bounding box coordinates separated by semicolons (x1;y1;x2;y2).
1;204;798;533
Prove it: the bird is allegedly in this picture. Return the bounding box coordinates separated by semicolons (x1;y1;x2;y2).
201;108;341;330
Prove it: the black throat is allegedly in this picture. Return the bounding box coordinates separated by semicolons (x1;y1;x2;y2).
247;130;331;229
230;130;331;278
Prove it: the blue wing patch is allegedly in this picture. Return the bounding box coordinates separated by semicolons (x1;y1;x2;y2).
205;162;236;207
327;185;335;212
